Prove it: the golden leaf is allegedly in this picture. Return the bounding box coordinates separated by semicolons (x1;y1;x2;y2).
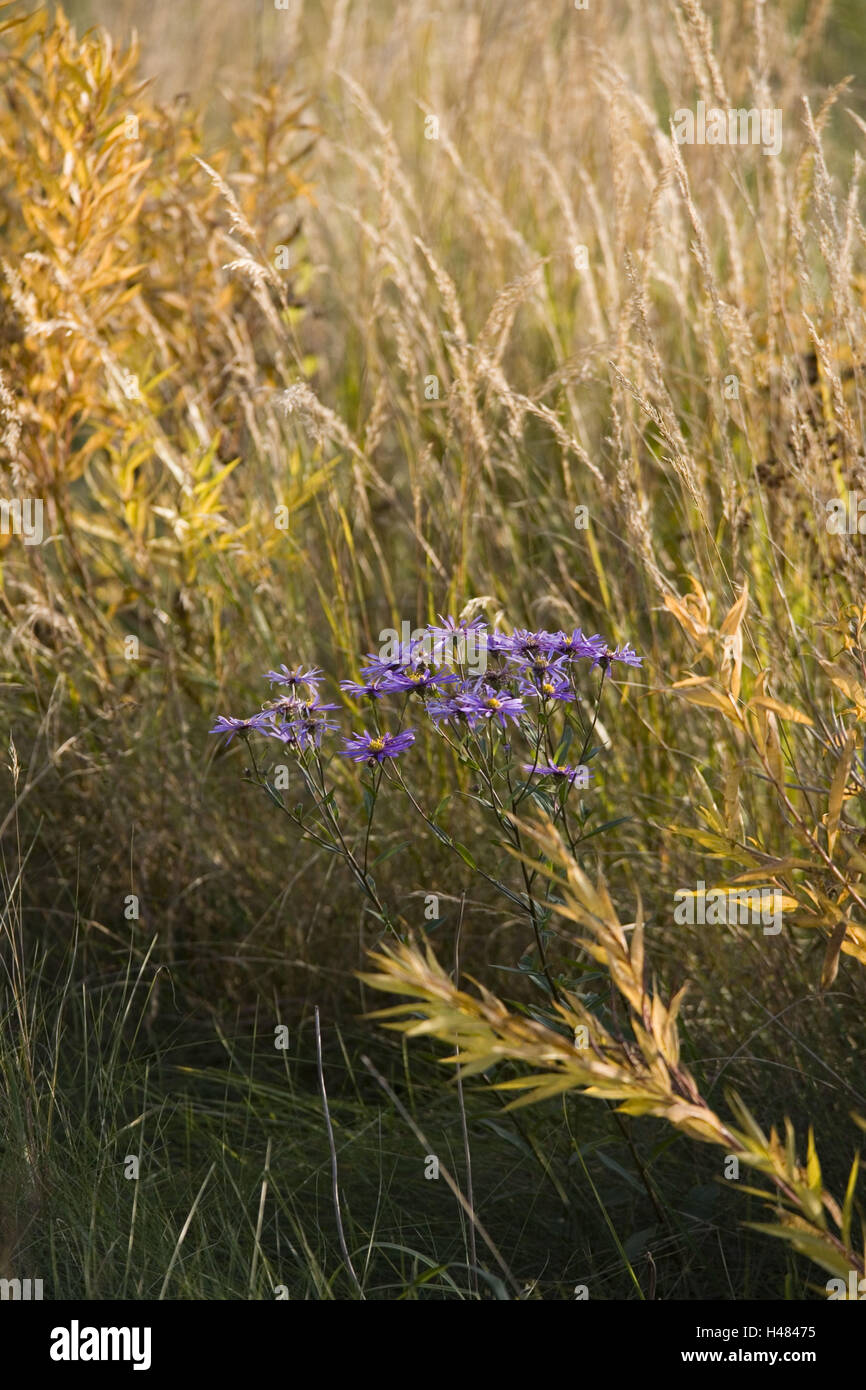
827;728;856;857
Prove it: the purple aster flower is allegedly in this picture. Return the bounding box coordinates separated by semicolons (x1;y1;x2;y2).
265;693;306;718
340;677;388;700
591;642;642;671
379;667;459;695
339;729;416;763
425;614;488;642
521;762;593;787
502;628;557;660
426;696;467;727
268;695;339;724
282;713;341;749
457;684;525;729
359;645;416;680
420;621;491;676
262;663;323;692
542;628;607;661
259;719;294;742
520;674;575;702
507;649;569;679
209;712;275;746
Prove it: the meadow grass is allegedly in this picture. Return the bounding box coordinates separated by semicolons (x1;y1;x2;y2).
2;886;808;1300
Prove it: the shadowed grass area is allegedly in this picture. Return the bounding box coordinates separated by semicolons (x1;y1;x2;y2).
2;919;809;1300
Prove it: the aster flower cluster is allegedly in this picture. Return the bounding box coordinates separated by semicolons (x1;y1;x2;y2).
210;665;340;751
210;616;640;774
356;622;640;766
209;615;640;987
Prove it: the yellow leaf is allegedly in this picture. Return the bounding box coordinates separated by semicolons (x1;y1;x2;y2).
723;752;742;839
719;580;749;637
664;580;712;641
819;661;866;719
748;696;813;725
827;728;856;857
806;1127;822;1193
670;677;742;722
821;918;849;990
842;1153;860;1250
766;715;785;787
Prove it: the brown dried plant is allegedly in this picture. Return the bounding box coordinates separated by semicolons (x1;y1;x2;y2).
362;815;866;1287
